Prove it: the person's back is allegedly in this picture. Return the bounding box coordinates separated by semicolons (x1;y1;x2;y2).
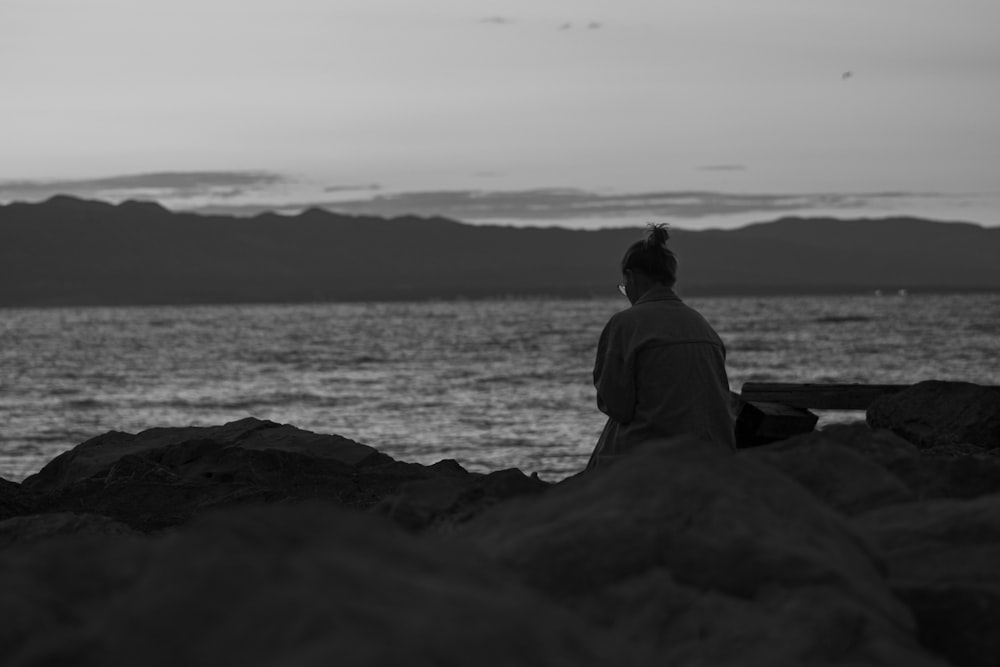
588;225;735;469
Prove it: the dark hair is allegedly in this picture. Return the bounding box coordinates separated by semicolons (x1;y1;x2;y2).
621;223;678;286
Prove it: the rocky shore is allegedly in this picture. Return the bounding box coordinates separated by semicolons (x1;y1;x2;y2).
1;380;999;666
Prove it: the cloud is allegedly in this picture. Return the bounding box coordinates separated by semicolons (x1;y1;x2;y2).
9;174;944;226
0;171;287;203
185;188;934;223
323;184;381;193
698;164;747;172
556;21;602;31
315;189;850;220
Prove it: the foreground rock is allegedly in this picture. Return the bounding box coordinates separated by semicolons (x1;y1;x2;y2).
853;495;1000;667
6;410;1000;665
0;512;138;548
867;381;1000;450
460;438;943;667
16;418;548;532
747;423;1000;509
737;423;1000;666
0;478;29;522
0;504;631;667
21;418;386;492
740;427;916;515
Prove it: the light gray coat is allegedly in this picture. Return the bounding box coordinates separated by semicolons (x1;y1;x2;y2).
589;286;735;468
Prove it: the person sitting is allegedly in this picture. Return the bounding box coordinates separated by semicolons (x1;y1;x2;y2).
588;224;735;469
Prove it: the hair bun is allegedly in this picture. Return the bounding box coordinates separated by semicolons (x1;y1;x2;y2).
645;223;670;249
622;222;678;286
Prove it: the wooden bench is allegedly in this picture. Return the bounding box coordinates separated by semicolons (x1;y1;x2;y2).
734;382;912;448
740;383;912;410
734;382;1000;448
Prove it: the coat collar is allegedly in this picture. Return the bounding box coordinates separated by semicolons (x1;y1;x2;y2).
633;285;681;306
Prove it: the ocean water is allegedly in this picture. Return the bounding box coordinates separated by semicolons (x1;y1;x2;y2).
2;293;998;482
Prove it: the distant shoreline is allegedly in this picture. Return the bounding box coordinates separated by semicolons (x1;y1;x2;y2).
3;287;999;311
3;196;999;307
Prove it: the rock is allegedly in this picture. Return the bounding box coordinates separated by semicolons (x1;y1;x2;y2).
888;448;1000;500
852;496;1000;667
920;442;997;457
867;381;1000;450
0;512;138;548
21;418;386;494
811;423;923;466
0;503;634;667
777;423;1000;501
12;419;548;533
459;438;942;666
23;439;399;531
1;477;29;522
375;467;550;532
579;567;945;667
10;417;997;665
741;427;914;515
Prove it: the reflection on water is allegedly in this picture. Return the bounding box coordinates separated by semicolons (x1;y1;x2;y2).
1;293;998;481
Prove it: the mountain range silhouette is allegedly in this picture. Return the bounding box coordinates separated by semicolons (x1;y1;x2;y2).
1;196;998;306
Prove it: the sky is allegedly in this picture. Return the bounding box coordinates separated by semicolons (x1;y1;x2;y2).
2;0;999;229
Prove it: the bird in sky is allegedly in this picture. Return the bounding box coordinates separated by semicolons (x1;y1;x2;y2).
842;71;853;80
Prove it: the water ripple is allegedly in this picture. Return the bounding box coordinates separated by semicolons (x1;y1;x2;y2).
1;294;998;481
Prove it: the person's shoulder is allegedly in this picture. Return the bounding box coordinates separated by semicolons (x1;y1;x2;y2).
642;298;723;338
600;306;639;336
606;304;643;325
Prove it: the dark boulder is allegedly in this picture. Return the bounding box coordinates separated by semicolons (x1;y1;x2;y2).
375;467;549;532
809;422;923;466
0;503;632;667
0;512;138;548
15;419;549;532
458;437;942;666
20;417;387;494
23;436;408;531
0;477;29;522
5;418;988;665
741;427;914;515
767;423;1000;501
853;495;1000;667
887;447;1000;500
867;381;1000;450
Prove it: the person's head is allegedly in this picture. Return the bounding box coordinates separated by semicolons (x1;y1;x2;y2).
619;223;677;304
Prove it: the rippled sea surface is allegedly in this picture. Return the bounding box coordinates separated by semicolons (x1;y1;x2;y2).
2;293;999;482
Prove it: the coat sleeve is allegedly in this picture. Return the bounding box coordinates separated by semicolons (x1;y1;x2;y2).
593;317;636;424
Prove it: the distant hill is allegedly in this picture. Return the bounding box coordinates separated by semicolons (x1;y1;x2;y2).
1;196;998;306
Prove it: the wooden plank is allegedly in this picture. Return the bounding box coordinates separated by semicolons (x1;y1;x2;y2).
739;383;909;410
741;382;1000;410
